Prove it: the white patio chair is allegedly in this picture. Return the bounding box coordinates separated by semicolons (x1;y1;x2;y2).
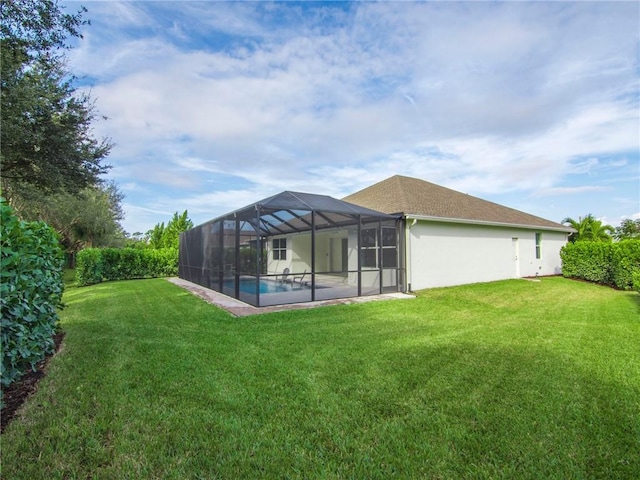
277;267;290;284
292;270;307;287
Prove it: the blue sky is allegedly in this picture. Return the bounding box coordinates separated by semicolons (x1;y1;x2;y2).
65;1;639;234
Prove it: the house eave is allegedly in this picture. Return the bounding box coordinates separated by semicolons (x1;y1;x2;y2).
404;214;574;233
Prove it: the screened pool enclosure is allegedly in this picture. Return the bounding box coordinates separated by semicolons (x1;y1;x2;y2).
178;191;405;307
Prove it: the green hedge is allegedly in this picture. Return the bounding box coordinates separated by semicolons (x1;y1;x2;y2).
76;247;178;286
610;241;640;291
1;199;65;397
633;270;640;294
561;240;640;290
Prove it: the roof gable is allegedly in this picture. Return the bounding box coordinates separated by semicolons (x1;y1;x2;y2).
343;175;571;231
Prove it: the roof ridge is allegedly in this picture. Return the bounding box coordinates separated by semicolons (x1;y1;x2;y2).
392;175;410;213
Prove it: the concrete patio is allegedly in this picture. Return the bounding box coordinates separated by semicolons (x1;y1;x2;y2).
168;277;414;317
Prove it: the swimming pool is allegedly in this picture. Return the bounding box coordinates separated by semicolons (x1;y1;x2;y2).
225;278;310;295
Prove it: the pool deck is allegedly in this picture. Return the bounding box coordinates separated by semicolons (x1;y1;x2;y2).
167;277;414;317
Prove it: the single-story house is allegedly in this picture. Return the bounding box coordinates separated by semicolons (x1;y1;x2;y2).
343;175;573;290
178;175;572;307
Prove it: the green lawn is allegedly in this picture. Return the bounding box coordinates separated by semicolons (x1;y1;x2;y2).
2;277;639;479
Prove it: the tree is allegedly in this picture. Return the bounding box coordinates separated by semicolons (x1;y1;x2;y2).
1;0;111;197
66;182;126;248
148;222;166;249
124;231;150;249
147;211;193;249
562;214;614;243
10;181;126;265
614;218;640;241
163;210;194;249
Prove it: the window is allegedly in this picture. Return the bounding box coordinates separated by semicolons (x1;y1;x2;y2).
273;238;286;260
382;227;397;268
535;233;542;259
360;228;378;268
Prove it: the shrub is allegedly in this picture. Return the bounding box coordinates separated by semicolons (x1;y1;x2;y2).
610;240;640;290
560;242;612;285
147;248;179;277
75;248;103;286
632;270;640;294
100;248;122;282
561;239;640;290
76;247;178;286
631;268;640;293
1;199;65;398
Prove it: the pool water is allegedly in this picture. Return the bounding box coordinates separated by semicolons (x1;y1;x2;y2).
225;278;309;295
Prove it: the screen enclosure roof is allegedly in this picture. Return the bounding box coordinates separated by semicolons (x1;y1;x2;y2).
206;191;401;236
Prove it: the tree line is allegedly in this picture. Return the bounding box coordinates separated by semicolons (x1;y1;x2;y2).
562;215;639;243
127;211;194;250
1;1;637;261
1;0;192;264
1;0;117;255
1;1;194;395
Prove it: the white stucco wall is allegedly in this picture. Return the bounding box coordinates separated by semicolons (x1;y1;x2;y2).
265;235;290;275
406;220;568;290
265;230;352;276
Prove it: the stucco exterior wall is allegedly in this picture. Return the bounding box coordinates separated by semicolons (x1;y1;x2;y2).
406;220;568;290
265;235;290;275
265;230;352;276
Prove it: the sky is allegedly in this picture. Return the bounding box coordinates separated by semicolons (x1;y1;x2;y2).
64;1;639;235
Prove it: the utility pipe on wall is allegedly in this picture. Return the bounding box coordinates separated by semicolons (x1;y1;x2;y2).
406;217;418;292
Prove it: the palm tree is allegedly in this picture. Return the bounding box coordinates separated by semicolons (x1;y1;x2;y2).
587;218;615;242
562;215;590;242
562;214;614;242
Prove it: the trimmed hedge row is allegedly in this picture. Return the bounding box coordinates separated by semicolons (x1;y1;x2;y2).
76;247;178;286
560;240;640;290
633;270;640;294
1;200;65;398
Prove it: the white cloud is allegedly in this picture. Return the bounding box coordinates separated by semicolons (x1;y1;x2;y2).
533;186;610;197
67;1;639;232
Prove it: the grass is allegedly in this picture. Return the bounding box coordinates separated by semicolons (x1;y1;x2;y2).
2;277;639;479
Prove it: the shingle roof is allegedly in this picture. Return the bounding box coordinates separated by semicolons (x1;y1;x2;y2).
343;175;571;231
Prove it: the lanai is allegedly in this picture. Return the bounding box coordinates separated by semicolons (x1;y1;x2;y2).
178;191;403;307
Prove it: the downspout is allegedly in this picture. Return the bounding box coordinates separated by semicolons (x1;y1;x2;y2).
406;216;417;292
